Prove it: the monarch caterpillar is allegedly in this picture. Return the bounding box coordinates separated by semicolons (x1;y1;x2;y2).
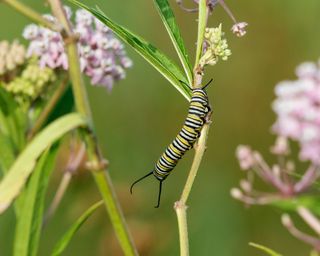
130;79;212;207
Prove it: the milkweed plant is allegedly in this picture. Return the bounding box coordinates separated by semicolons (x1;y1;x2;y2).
3;0;316;255
232;60;320;256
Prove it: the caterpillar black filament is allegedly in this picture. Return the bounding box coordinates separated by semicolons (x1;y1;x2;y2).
130;79;212;208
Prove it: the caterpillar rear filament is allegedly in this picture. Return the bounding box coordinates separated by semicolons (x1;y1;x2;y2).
130;79;212;208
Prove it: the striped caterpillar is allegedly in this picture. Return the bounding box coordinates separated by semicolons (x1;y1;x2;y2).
131;79;212;207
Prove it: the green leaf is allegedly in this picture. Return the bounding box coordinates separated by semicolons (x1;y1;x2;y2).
249;242;283;256
0;131;15;175
68;0;192;100
271;196;320;216
0;87;27;151
0;113;87;214
51;201;103;256
153;0;193;84
13;144;59;256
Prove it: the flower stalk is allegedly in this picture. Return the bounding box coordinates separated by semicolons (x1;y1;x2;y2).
175;1;211;255
28;75;69;139
2;0;60;32
194;0;209;82
46;1;137;255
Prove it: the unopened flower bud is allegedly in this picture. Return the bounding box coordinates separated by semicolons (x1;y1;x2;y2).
231;22;248;37
240;179;252;193
236;145;255;170
3;57;56;106
0;40;26;77
270;136;290;155
281;214;292;227
230;188;243;200
199;24;231;68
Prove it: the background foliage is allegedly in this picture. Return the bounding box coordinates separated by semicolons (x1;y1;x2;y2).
1;0;320;255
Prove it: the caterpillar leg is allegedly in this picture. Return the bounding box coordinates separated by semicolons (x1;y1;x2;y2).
155;180;163;208
130;171;165;208
130;171;153;194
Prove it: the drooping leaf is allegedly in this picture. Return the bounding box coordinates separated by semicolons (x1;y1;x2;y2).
249;242;283;256
0;113;87;214
51;201;103;256
153;0;193;84
13;144;59;256
68;0;192;100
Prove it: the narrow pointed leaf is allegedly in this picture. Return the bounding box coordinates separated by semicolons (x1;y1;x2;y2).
14;145;59;256
0;113;86;214
249;242;283;256
68;0;192;100
154;0;193;85
51;201;103;256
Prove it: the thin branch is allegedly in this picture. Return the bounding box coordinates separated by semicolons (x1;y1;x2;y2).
2;0;60;31
174;201;189;256
294;166;319;193
44;172;72;225
193;0;208;82
44;142;86;224
282;214;320;251
28;75;69;140
180;122;211;203
48;0;92;121
47;1;138;255
297;207;320;236
175;1;210;256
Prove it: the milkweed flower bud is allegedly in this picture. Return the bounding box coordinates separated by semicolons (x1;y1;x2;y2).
236;145;255;170
3;57;56;105
231;22;248;37
281;214;293;228
230;188;243;200
270;136;289;155
199;24;231;68
0;40;26;76
23;7;132;91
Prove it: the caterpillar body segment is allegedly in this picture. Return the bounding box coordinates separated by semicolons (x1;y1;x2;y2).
130;80;212;208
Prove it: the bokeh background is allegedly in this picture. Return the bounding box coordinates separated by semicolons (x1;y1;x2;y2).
1;0;320;255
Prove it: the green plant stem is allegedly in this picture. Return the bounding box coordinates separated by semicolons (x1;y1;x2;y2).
180;123;211;204
174;123;211;256
48;0;92;122
48;1;137;255
28;76;69;140
92;170;136;253
44;172;72;225
1;0;60;31
194;0;208;75
175;1;210;255
84;133;137;256
174;201;189;256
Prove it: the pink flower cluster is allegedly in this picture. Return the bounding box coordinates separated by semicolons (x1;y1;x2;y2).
233;60;320;252
23;7;132;90
272;60;320;164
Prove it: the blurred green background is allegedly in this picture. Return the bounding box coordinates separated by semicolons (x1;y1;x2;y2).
1;0;320;255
